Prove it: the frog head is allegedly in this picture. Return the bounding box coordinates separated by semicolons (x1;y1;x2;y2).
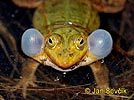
44;27;88;68
21;28;113;71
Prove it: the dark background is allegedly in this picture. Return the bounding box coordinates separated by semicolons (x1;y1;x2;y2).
0;0;134;100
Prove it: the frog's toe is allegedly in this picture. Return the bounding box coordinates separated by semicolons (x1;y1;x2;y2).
21;79;37;97
21;80;36;98
11;77;37;98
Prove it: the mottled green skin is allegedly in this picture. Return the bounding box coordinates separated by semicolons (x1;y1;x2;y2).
33;0;100;68
33;0;100;35
11;0;124;98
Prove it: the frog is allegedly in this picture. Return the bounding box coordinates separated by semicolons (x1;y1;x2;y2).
11;0;126;98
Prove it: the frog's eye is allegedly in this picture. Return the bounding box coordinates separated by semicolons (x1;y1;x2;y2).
21;28;44;57
75;37;85;50
47;34;61;49
47;37;55;48
88;29;113;58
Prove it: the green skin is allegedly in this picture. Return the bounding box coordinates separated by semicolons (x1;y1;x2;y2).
32;0;100;69
15;0;110;98
33;0;100;34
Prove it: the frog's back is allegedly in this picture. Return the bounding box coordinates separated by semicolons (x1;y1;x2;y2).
33;0;100;34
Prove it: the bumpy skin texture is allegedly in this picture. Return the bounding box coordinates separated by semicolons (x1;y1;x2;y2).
12;0;43;8
90;0;126;13
32;0;100;69
14;0;124;98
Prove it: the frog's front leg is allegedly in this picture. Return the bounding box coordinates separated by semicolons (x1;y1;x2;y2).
14;58;39;98
90;61;109;99
90;61;109;89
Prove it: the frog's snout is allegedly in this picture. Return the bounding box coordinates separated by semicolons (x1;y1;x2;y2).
46;46;83;68
55;51;76;68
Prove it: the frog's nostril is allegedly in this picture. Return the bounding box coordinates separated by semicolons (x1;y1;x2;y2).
69;53;73;57
63;49;67;52
58;53;62;56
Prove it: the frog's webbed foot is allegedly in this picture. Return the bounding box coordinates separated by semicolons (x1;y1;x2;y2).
12;58;39;98
12;75;37;98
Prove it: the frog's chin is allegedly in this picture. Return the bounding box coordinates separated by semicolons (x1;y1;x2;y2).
44;56;95;72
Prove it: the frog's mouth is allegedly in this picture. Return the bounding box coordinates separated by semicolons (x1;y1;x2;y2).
44;55;97;72
45;59;82;72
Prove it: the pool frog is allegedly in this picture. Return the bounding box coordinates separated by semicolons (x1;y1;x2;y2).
12;0;125;98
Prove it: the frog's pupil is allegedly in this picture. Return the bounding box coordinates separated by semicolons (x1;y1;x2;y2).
49;38;52;44
80;39;84;45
